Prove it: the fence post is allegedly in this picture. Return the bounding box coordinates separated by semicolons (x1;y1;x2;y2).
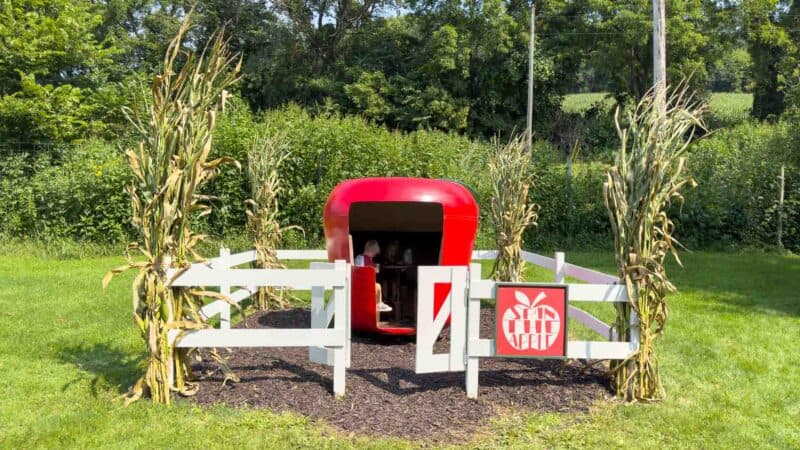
344;261;352;367
332;259;348;397
309;261;333;366
219;247;231;329
466;263;482;399
554;251;565;283
164;255;174;389
629;290;640;350
447;267;468;371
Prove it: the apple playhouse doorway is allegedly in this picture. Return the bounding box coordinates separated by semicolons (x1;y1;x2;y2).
323;177;478;335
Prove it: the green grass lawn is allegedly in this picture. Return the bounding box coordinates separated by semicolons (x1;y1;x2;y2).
1;250;798;448
562;93;614;113
563;92;753;128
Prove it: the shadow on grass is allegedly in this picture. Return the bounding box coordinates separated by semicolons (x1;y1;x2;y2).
56;343;142;397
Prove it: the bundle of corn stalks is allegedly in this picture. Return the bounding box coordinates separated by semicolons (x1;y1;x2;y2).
102;16;241;404
604;85;705;401
245;132;300;310
489;134;540;282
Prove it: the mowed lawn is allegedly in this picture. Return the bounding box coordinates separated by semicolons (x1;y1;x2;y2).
563;92;753;126
1;250;798;448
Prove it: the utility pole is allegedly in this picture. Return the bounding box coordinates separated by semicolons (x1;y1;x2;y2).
778;164;785;251
526;2;535;153
653;0;667;116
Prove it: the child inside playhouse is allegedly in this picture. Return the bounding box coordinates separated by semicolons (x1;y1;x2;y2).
355;240;393;312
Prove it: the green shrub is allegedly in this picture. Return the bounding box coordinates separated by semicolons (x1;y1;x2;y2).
208;104;491;243
0;140;131;243
527;118;800;253
526;146;612;250
3;102;797;254
0;155;36;235
678;120;799;251
555;95;623;159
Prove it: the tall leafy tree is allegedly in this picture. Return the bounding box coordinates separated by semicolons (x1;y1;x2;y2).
704;0;752;92
0;0;121;144
0;1;116;92
587;0;709;104
743;0;795;119
781;0;799;112
98;0;188;73
339;0;586;135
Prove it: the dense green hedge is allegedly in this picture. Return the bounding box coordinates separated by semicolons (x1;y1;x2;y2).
679;120;799;250
528;119;800;252
0;104;797;252
526;156;612;250
0;103;494;247
0;141;132;243
206;102;494;246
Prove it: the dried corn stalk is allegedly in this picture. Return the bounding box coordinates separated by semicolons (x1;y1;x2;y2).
489;134;540;282
604;84;705;401
245;133;300;309
103;16;241;404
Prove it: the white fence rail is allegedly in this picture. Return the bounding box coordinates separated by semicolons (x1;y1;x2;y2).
472;250;628;344
170;249;331;327
165;248;350;396
162;247;633;399
421;250;638;398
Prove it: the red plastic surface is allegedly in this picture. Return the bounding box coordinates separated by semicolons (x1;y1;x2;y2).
323;177;479;335
350;266;378;331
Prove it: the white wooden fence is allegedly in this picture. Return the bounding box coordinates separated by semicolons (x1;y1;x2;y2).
164;247;634;399
166;248;351;396
419;250;639;398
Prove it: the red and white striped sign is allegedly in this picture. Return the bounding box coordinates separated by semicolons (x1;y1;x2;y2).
495;285;567;358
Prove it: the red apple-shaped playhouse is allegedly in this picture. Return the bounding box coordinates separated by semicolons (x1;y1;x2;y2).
323;177;479;335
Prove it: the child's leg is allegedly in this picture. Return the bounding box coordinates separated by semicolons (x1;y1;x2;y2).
375;283;391;313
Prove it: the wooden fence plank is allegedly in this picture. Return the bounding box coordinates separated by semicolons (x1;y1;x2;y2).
521;250;557;270
566;340;635;360
568;305;617;340
174;329;345;348
563;263;620;284
169;267;345;289
568;284;627;302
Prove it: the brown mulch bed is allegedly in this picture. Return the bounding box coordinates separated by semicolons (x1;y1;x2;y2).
192;308;612;442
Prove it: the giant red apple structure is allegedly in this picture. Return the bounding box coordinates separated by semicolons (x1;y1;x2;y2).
323;177;479;335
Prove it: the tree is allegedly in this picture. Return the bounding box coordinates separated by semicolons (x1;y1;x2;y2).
237;0;396;109
743;0;795;119
341;18;472;131
0;74;100;144
704;1;751;92
337;0;584;136
97;0;189;73
710;48;752;92
585;0;709;104
0;1;122;144
781;0;800;113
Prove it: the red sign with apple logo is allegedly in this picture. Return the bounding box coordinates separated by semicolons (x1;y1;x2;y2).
495;284;568;358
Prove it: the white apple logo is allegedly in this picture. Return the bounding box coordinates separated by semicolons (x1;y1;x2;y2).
501;290;561;351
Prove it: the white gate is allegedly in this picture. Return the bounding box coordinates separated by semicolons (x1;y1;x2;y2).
167;248;351;396
414;266;469;374
416;250;639;398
